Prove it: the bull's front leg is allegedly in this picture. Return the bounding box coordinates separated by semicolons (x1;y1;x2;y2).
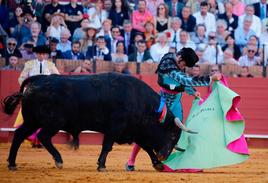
143;148;164;171
97;135;114;172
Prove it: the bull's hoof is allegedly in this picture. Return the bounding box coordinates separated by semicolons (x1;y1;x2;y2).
97;166;107;172
153;163;164;171
55;161;63;169
125;163;135;171
8;165;17;171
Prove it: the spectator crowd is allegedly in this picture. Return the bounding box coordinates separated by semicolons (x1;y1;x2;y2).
0;0;267;76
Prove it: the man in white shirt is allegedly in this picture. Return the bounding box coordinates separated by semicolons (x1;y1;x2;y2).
19;45;60;85
167;17;182;48
193;1;216;36
238;4;262;36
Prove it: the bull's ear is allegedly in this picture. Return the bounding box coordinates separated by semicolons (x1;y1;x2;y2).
174;118;198;134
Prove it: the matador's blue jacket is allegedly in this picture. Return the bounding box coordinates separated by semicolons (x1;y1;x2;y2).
156;52;211;121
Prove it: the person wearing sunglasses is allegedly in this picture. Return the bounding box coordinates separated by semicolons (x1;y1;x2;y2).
1;38;22;66
238;45;261;66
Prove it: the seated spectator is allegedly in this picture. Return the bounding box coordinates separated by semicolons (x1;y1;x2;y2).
150;32;169;63
216;19;229;47
62;41;85;60
238;45;261;66
144;21;156;49
166;0;184;18
238;4;262;37
48;38;62;61
73;18;90;42
113;60;130;74
242;35;263;61
80;23;98;56
86;36;112;61
1;54;21;71
121;20;136;54
1;38;22;65
72;59;92;73
22;22;47;47
237;66;254;78
64;0;84;35
203;32;224;65
46;14;67;41
128;40;153;62
108;0;130;29
191;24;208;46
209;64;220;75
128;32;145;55
185;0;202;14
57;28;72;53
132;0;153;33
188;64;201;77
20;42;36;60
146;0;164;16
253;0;268;21
10;6;23;34
167;17;182;48
234;15;256;50
87;0;109;29
109;26;122;54
230;0;245;17
223;48;239;65
176;30;196;51
97;19;113;41
222;34;241;60
207;0;224;18
154;3;171;33
260;19;268;66
218;2;238;34
111;41;128;62
195;43;206;64
179;6;196;34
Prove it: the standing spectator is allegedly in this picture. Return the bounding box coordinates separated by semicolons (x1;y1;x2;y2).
64;0;84;35
46;14;67;41
222;34;241;60
0;0;9;34
238;45;261;66
146;0;164;16
2;38;22;65
62;41;85;60
81;0;93;14
203;32;224;65
167;17;182;49
104;0;113;13
73;18;90;42
132;0;153;33
20;42;36;60
193;1;216;36
230;0;245;17
237;66;254;77
150;32;170;63
87;0;109;30
191;24;208;46
218;2;239;34
43;0;65;33
216;19;229;47
235;15;256;50
80;23;98;56
176;30;196;51
166;0;184;17
144;20;157;49
238;5;262;37
86;36;112;61
10;6;23;34
111;41;128;62
128;40;153;62
253;0;268;21
179;6;196;34
57;28;72;53
108;0;130;29
22;22;47;47
154;3;171;33
1;54;21;71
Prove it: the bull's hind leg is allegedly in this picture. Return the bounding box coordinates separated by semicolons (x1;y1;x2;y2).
97;135;114;172
37;128;63;169
8;123;39;170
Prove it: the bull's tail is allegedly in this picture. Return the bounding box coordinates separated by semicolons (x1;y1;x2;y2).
1;75;44;115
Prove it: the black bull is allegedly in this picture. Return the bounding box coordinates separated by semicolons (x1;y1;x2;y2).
2;73;191;171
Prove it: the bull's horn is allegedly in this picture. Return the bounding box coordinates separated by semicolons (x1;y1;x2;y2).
174;118;198;134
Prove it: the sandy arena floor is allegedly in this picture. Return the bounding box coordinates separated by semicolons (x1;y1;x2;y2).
0;143;267;183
